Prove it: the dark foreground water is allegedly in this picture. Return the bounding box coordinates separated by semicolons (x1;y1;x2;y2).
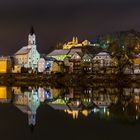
0;85;140;140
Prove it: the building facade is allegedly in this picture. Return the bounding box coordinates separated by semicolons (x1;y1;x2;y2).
0;56;12;73
14;27;40;70
93;52;112;67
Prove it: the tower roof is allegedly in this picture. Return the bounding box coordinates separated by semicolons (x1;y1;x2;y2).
30;26;35;35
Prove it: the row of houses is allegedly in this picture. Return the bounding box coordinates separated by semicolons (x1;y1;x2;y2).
0;27;140;74
37;48;140;74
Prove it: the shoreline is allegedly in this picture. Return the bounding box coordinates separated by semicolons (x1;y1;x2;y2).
0;73;139;87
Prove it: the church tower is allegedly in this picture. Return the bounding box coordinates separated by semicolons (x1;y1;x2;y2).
28;112;36;126
28;90;40;126
28;26;36;48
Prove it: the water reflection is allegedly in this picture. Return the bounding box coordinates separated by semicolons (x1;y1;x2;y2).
0;86;140;127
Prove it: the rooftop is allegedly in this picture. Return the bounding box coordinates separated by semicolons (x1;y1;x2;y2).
15;46;31;55
47;49;70;56
68;48;83;55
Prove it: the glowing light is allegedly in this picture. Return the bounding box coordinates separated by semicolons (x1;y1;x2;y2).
136;115;139;120
0;60;7;73
104;107;106;113
0;87;7;99
136;105;138;111
107;110;110;116
82;110;89;117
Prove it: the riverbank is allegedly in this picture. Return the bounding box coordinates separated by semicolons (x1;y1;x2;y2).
58;73;140;87
0;73;139;86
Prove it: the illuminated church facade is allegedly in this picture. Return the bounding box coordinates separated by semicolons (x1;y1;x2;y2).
14;27;40;69
63;37;91;49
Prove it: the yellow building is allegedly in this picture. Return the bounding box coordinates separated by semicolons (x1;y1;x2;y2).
0;87;7;99
49;88;62;98
133;57;140;65
135;43;140;52
0;86;11;103
51;61;64;73
12;65;21;73
0;57;12;73
63;37;91;49
12;87;21;94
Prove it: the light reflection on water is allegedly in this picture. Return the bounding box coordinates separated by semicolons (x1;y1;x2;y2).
0;86;140;127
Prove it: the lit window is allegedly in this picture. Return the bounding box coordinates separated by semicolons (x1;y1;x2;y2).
76;55;80;59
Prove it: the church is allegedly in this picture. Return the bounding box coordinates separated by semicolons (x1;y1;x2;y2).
14;27;40;70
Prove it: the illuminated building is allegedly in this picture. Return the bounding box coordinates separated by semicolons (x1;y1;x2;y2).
14;90;40;126
38;57;56;73
0;86;11;103
49;88;62;98
12;87;21;95
0;56;12;73
133;54;140;65
47;49;70;61
70;52;82;73
12;65;21;73
48;99;69;110
133;65;140;74
51;61;64;73
14;26;40;70
48;98;81;119
81;53;93;73
38;87;45;102
135;43;140;52
47;48;83;62
70;52;82;60
132;54;140;74
64;57;73;73
38;58;46;73
92;92;113;110
28;90;40;126
63;37;91;49
93;52;112;67
82;53;92;62
14;93;28;105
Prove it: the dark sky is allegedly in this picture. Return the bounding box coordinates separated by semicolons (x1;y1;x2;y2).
0;0;140;55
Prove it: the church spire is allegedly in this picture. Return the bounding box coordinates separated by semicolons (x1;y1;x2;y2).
28;26;36;46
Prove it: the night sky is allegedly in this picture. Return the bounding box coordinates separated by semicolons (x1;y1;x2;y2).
0;0;140;55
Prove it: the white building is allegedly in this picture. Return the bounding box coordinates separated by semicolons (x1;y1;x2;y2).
38;58;46;73
14;27;40;70
133;65;140;74
14;89;40;126
93;52;112;67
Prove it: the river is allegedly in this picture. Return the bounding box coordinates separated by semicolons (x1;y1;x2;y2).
0;85;140;140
